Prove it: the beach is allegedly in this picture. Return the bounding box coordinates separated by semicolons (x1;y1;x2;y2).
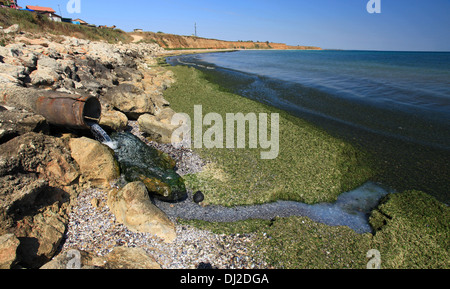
0;25;448;269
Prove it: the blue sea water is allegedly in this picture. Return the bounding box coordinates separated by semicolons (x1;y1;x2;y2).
168;50;450;150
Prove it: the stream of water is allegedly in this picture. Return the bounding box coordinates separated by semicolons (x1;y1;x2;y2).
89;122;393;234
154;181;393;234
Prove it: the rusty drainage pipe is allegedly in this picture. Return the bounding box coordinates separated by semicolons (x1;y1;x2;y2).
35;94;101;129
0;87;101;129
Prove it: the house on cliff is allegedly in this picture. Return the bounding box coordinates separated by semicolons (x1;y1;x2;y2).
25;5;62;22
73;18;88;25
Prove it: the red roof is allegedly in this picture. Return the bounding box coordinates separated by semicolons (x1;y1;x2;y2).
26;5;56;13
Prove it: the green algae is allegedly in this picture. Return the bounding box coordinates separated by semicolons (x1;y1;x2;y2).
181;190;449;269
369;190;450;269
111;132;187;201
163;66;374;206
163;63;449;269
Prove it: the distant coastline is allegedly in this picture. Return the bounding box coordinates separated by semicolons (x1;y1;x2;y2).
130;31;322;50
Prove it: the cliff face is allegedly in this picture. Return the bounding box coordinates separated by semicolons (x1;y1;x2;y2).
131;32;321;50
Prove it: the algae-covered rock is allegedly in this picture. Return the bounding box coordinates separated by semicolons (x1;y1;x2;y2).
111;132;186;201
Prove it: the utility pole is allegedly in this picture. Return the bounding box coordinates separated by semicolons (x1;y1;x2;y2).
58;4;63;17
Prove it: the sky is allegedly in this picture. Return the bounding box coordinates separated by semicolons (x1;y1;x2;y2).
17;0;450;51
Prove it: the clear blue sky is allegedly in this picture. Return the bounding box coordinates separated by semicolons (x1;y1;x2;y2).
18;0;450;51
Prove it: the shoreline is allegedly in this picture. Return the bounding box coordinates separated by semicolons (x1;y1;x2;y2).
155;59;449;268
164;52;450;205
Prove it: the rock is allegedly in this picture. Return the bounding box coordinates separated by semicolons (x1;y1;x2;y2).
18;53;38;70
41;247;160;269
103;247;161;269
3;24;19;34
0;132;79;187
37;55;60;71
0;45;37;69
138;111;180;144
76;69;103;93
99;110;128;131
15;210;68;268
0;63;27;81
103;83;157;119
0;133;75;268
5;43;26;56
0;46;12;58
15;36;49;47
193;191;205;204
114;66;144;83
40;249;105;269
0;176;48;234
107;181;176;243
30;67;60;86
0;109;49;144
69;137;120;188
0;73;20;85
111;132;186;201
0;234;20;269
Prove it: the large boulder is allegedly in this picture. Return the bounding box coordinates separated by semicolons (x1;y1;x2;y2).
40;249;102;269
69;137;120;188
30;67;61;86
0;133;77;268
103;83;157;119
137;109;180;144
0;63;28;82
0;132;80;187
110;132;186;201
107;181;176;243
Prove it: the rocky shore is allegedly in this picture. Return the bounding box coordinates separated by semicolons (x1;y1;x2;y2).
0;25;270;269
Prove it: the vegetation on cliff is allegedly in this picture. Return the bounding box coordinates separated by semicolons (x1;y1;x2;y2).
0;8;132;44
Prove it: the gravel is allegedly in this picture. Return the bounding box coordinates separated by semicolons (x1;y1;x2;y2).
62;187;270;269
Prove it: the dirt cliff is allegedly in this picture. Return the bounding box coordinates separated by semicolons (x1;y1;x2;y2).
130;32;321;50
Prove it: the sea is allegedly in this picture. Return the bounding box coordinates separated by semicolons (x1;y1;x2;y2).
167;50;450;202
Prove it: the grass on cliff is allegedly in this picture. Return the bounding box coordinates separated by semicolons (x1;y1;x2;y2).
182;190;450;269
163;66;375;206
0;8;132;44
